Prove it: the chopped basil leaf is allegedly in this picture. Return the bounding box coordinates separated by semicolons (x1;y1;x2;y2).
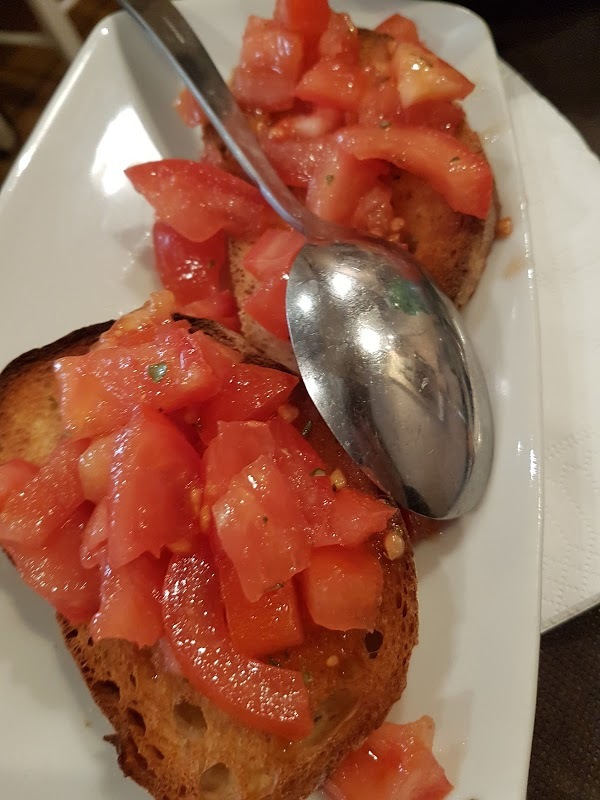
450;156;460;163
325;174;335;185
379;120;391;129
302;420;313;437
302;670;313;685
147;361;168;383
262;515;269;524
268;657;281;667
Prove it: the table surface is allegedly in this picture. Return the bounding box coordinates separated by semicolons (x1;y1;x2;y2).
465;2;600;797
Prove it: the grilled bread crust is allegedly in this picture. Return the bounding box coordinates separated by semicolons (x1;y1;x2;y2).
0;318;418;800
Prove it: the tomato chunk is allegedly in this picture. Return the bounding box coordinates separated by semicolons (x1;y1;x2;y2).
80;498;109;569
0;439;88;550
96;291;176;350
301;545;383;630
218;555;304;657
174;87;207;128
213;454;311;602
306;141;386;225
319;12;359;60
107;408;202;568
232;17;304;112
352;182;395;237
203;420;276;506
180;290;241;332
274;0;330;42
261;135;330;187
153;222;227;307
126;160;277;243
295;59;367;113
78;433;118;503
8;504;100;623
315;488;395;547
197;363;298;443
243;275;289;340
55;323;221;438
337;125;492;219
325;717;453;800
268;108;343;140
375;13;419;44
162;547;312;740
184;331;242;380
242;228;306;283
392;42;474;108
91;553;168;647
0;460;38;510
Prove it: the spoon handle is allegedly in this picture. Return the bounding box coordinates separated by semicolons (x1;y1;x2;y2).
118;0;326;237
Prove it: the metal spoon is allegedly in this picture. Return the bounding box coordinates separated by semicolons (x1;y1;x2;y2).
118;0;494;519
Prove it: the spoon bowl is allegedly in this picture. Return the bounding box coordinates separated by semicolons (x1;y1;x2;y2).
118;0;494;519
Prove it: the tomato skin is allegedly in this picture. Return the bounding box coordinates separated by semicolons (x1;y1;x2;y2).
55;324;221;439
91;553;168;647
0;460;38;510
162;547;312;740
197;363;298;444
8;504;100;624
314;488;395;548
0;439;88;550
78;433;118;504
301;545;384;631
174;87;207;128
213;453;311;602
295;59;367;113
337;125;492;219
80;498;109;569
243;275;289;340
218;555;304;657
107;408;203;568
153;222;227;307
392;42;474;108
325;717;453;800
126;160;277;243
306;140;386;225
242;228;306;283
261;134;330;187
232;17;304;112
179;290;241;332
203;420;276;506
375;13;420;44
274;0;331;42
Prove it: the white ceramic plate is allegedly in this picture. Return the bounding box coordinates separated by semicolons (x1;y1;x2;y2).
0;2;542;798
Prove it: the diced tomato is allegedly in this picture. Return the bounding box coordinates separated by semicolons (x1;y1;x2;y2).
184;331;242;381
268;416;325;471
232;17;304;112
153;222;227;307
319;12;359;60
295;58;367;113
392;42;474;108
203;420;276;506
358;81;405;128
126;160;277;243
404;101;465;134
78;433;118;503
0;439;88;550
352;182;395;237
197;363;298;443
261;134;329;187
315;488;395;547
55;323;221;439
180;290;241;332
375;13;420;44
162;546;312;739
337;125;493;219
91;553;168;647
243;276;289;340
274;0;330;43
306;140;386;225
8;504;100;623
0;460;38;511
301;545;383;631
268;108;343;140
325;717;453;800
218;554;304;657
107;408;202;568
174;87;207;128
213;454;311;601
80;498;109;568
96;291;176;350
242;228;306;282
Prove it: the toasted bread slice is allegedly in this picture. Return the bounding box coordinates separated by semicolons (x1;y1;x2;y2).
0;318;418;800
223;29;498;369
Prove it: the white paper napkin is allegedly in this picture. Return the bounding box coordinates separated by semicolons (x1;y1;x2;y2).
500;62;600;631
